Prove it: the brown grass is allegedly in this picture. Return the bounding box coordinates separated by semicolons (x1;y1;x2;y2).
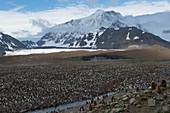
103;45;170;60
0;50;110;64
1;45;170;65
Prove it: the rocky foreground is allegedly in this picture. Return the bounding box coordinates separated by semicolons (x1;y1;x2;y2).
62;80;170;113
0;60;170;113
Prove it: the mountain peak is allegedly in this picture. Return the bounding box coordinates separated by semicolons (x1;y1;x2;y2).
94;9;105;15
0;33;26;51
91;9;121;17
49;9;123;34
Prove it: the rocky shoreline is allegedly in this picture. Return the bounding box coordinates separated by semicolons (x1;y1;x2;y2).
56;80;170;113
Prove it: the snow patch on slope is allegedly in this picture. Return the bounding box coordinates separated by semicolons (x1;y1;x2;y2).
6;43;13;50
43;40;70;47
126;32;130;40
0;34;2;39
83;34;97;48
134;36;139;40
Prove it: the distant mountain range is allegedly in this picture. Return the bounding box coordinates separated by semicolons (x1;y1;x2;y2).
0;32;26;52
1;10;170;52
22;40;37;48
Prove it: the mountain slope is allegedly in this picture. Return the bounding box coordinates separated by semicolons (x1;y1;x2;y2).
0;32;26;51
100;45;170;60
22;40;37;48
37;10;170;48
37;10;124;47
48;9;123;33
96;27;170;49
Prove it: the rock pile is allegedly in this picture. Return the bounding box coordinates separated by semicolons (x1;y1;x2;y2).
62;79;170;113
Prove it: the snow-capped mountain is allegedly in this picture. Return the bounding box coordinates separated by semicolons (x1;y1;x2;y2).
0;32;26;51
22;40;37;48
49;9;123;33
96;27;170;49
37;10;170;48
37;9;124;47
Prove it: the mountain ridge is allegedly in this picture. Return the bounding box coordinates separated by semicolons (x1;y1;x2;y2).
33;10;170;49
36;10;125;48
0;32;26;52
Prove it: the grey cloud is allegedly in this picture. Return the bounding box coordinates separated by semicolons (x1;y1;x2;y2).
31;19;52;29
12;30;30;35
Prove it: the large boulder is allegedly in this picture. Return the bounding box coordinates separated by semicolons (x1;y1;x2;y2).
148;98;156;107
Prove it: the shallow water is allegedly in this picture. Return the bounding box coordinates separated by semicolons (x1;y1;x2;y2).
27;91;116;113
27;100;87;113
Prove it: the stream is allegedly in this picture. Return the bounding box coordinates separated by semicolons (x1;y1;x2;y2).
27;92;116;113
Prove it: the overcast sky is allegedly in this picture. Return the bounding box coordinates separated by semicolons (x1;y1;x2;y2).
0;0;170;40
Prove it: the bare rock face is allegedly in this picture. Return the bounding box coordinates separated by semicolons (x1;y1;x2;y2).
148;98;156;107
96;27;170;49
22;40;37;48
